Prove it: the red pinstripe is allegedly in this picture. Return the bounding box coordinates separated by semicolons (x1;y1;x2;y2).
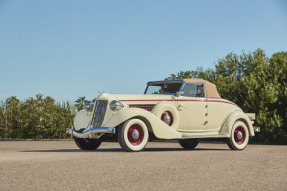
119;99;240;108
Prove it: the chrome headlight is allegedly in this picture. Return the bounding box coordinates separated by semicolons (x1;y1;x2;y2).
109;100;124;111
84;101;95;112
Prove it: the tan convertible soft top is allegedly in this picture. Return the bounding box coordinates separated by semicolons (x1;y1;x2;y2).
148;79;221;98
183;79;221;98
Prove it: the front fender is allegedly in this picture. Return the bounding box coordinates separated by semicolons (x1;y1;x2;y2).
220;110;255;137
103;108;182;139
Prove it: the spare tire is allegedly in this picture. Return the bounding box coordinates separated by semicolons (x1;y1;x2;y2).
152;101;179;130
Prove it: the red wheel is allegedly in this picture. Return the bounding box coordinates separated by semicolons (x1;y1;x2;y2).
117;118;149;152
152;102;179;130
227;121;249;150
234;126;246;145
127;124;144;146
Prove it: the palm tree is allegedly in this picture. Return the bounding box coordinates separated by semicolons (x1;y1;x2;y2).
75;97;87;111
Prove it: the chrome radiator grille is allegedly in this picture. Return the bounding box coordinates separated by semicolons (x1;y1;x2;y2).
92;100;108;128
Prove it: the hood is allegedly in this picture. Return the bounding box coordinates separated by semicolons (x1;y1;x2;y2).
97;94;177;108
98;94;176;102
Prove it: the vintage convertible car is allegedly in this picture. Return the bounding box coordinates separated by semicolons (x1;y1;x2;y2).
66;79;259;152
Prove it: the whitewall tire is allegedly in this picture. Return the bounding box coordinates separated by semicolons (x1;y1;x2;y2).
117;118;149;152
227;121;249;150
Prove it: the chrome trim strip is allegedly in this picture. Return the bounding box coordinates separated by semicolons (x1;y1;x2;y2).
147;80;183;84
66;127;115;139
182;134;229;139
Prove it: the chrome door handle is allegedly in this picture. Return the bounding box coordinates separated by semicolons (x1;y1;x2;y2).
178;104;186;109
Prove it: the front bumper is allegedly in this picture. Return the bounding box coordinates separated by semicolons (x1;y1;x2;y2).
66;127;116;139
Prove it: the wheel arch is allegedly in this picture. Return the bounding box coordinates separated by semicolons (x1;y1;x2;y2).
112;115;154;135
103;108;182;139
220;110;255;137
135;115;154;134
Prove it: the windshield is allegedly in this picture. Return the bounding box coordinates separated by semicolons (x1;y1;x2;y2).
144;83;182;95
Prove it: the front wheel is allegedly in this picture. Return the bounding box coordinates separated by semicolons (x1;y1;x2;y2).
74;137;102;150
117;118;149;152
178;139;199;150
226;121;249;150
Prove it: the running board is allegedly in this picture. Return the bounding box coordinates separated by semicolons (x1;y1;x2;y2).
182;134;229;139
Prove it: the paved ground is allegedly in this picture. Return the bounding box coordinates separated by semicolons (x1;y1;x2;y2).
0;141;286;191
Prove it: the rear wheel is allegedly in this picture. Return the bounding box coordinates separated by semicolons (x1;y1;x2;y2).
74;137;102;150
178;139;199;150
117;118;149;152
226;121;249;150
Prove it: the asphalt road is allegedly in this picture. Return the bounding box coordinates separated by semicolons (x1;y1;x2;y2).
0;141;286;191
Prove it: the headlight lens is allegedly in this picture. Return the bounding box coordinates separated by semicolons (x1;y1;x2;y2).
109;100;124;111
84;101;94;112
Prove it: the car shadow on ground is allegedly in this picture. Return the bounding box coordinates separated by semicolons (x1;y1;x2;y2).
143;147;229;152
22;147;228;153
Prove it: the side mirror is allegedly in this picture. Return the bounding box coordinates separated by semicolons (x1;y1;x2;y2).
176;91;184;97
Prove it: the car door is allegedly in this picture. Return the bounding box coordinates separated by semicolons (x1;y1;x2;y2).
176;83;208;132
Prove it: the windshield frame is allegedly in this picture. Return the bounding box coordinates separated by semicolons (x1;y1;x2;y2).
144;82;184;95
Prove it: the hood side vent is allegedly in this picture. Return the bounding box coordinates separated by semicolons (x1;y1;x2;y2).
129;104;155;112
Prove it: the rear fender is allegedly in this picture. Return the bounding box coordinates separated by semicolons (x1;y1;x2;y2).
220;110;255;137
103;108;182;139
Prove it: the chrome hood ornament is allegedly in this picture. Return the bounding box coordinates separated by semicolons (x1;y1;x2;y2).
98;91;105;95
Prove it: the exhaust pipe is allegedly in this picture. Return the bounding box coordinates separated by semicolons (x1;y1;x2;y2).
66;127;116;139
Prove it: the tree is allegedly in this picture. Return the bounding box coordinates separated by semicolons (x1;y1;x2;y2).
0;94;75;139
75;97;87;111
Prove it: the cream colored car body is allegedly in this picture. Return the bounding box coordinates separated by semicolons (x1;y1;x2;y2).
69;79;255;142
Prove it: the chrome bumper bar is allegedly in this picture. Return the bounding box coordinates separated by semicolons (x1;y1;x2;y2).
66;127;116;139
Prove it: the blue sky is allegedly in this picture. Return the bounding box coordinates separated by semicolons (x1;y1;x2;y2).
1;0;287;102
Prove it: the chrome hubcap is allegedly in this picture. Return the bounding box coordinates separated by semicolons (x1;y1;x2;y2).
163;114;171;125
161;111;173;126
132;130;140;140
237;131;243;141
